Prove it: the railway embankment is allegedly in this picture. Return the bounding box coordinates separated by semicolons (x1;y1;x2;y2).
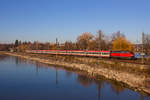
4;52;150;95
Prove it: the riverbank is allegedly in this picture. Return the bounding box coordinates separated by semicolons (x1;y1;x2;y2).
4;52;150;95
0;51;6;54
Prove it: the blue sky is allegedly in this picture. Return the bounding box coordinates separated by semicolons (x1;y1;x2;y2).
0;0;150;43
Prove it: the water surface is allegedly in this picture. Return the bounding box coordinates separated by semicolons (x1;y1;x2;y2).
0;55;150;100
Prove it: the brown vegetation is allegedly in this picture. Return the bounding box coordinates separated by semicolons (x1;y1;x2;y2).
112;37;135;51
3;29;150;55
0;44;13;51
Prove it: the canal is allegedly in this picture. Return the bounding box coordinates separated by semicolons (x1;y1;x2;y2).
0;55;150;100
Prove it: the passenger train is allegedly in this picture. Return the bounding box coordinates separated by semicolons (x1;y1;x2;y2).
26;50;135;59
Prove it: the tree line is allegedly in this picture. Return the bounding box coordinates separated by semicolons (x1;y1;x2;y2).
0;29;147;54
0;44;13;51
12;30;136;52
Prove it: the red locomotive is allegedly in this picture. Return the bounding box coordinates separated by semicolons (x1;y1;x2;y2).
26;50;135;59
110;51;135;59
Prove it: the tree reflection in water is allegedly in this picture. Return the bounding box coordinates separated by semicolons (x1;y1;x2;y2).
77;74;137;100
15;57;29;66
0;55;8;62
77;74;93;87
110;82;126;95
77;74;103;100
56;68;58;85
65;70;72;78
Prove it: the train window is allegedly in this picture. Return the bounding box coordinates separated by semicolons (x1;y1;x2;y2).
101;52;109;55
121;51;128;53
93;52;98;54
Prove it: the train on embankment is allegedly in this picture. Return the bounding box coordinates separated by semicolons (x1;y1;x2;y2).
26;50;135;59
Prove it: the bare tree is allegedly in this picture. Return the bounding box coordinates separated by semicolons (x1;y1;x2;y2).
111;31;125;41
96;30;104;50
77;32;94;50
95;30;111;50
63;41;76;50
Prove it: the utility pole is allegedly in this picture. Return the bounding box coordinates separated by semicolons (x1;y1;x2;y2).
142;32;144;64
87;36;90;50
56;38;58;49
99;36;101;51
56;38;58;58
98;30;102;51
136;39;139;52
